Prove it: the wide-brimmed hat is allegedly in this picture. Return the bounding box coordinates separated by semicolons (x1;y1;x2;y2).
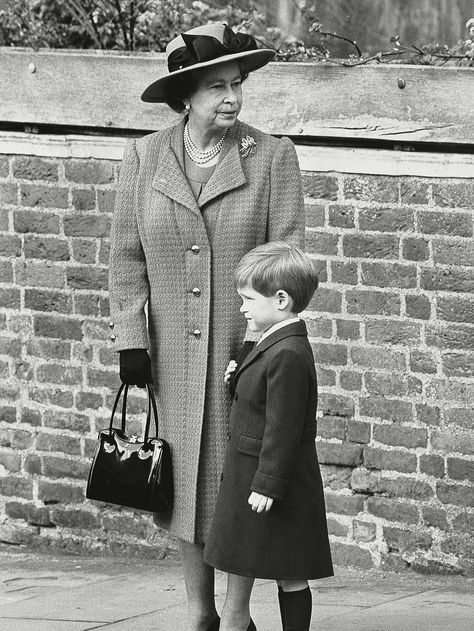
141;23;275;102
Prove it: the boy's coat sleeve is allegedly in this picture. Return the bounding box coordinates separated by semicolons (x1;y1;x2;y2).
250;348;310;500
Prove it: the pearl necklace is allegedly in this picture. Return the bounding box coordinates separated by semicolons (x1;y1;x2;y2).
184;123;228;165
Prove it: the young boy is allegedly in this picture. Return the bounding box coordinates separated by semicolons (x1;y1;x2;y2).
204;242;333;631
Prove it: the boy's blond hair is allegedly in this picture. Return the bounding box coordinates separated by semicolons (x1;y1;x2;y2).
235;242;319;313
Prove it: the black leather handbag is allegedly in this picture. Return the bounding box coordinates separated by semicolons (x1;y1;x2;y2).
86;382;173;512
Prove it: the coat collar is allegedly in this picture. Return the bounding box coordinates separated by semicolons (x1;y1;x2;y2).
152;118;246;215
235;320;309;380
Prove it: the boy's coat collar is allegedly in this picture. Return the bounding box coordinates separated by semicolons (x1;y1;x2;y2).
235;320;308;379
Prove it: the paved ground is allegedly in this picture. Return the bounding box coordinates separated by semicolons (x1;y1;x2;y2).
0;545;472;631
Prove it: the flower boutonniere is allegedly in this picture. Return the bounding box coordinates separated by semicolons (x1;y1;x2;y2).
239;135;257;159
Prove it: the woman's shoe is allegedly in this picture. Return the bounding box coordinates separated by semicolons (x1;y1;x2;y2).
207;617;220;631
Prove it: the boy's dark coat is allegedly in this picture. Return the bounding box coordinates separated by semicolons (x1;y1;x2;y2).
204;321;333;579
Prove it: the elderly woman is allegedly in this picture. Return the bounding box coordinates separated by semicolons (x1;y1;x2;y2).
109;24;304;631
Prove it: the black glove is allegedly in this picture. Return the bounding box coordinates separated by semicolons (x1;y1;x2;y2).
119;349;153;388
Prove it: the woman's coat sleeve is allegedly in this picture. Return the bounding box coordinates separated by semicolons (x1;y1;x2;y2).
108;139;150;351
266;137;305;249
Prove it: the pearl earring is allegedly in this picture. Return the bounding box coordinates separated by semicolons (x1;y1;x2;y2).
185;103;190;111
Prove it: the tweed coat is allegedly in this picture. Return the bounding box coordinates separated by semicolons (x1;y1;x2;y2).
203;321;333;579
108;118;304;543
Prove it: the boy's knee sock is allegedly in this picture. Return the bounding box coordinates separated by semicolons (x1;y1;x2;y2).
278;586;312;631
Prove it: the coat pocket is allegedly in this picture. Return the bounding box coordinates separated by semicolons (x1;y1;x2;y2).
237;434;262;458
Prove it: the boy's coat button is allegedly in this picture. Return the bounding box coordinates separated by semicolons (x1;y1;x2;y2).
234;392;238;400
193;329;202;338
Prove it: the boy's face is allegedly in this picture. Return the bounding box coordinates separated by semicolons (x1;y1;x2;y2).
237;285;282;333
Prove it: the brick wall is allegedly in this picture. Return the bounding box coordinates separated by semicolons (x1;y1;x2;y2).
0;137;472;574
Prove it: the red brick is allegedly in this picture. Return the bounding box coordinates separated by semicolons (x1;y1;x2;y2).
343;234;399;259
327;518;349;537
346;290;400;316
445;408;472;429
437;296;474;324
410;350;437;375
363;448;417;473
426;379;474;405
440;533;472;559
426;323;474;350
42;455;90;480
305;202;325;228
436;482;474;507
0;234;21;257
329;204;355;228
319;393;355;418
20;408;42;427
21;184;68;208
320;464;352;491
34;315;82;341
0;156;9;177
405;294;431;320
37;363;83;386
5;501;53;527
0;428;33;449
305;317;332;339
302;173;338;200
383;526;432;552
421;268;474;293
0;183;18;204
361;262;417;289
305;230;339;255
13;157;58;181
38;481;84;504
15;260;65;288
27;338;71;360
347;420;370;444
416;403;441;426
29;386;74;409
365;320;422;346
13;209;60;234
72;238;97;264
432;180;474;209
317;416;346;440
73;294;100;317
63;214;110;238
97;189;116;214
0;449;21;472
331;261;358;285
359;207;414;232
0;260;13;282
422;507;449;530
374;424;427;449
325;492;365;515
340;371;363;392
0;475;33;499
24;235;70;261
350;346;406;371
420;454;445;478
0;335;21;357
330;541;374;569
317;442;362;466
365;372;421;397
65;160;114;184
72;189;96;211
367;497;418;524
66;266;108;290
432;239;474;267
400;179;430;205
36;432;81;456
43;410;90;432
308;287;342;312
402;237;430;261
0;287;20;309
311;342;347;365
418;211;472;237
24;454;40;475
316;367;336;387
76;391;103;411
336;320;360;340
344;175;398;203
452;512;474;533
50;508;100;529
360;397;412;423
98;346;118;367
25;289;72;314
442;352;474;378
72;342;93;363
99;239;110;265
0;406;17;424
353;519;376;543
447;458;474;482
87;368;120;390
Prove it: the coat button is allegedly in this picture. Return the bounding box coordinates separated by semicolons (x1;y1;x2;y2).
109;321;114;329
234;392;238;401
193;329;201;338
191;245;200;254
192;287;201;297
110;334;116;341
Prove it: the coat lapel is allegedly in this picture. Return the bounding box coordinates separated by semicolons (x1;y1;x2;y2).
152;118;201;216
235;321;308;381
197;120;246;208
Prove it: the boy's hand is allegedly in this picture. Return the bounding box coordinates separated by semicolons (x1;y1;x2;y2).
224;360;238;384
248;492;274;513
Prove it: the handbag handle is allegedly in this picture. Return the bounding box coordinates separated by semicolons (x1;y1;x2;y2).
108;382;159;442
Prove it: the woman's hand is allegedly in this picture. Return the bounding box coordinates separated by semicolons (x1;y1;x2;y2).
119;349;153;388
224;360;238;384
248;492;274;513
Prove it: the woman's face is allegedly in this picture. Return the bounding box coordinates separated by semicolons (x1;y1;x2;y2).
186;61;243;133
